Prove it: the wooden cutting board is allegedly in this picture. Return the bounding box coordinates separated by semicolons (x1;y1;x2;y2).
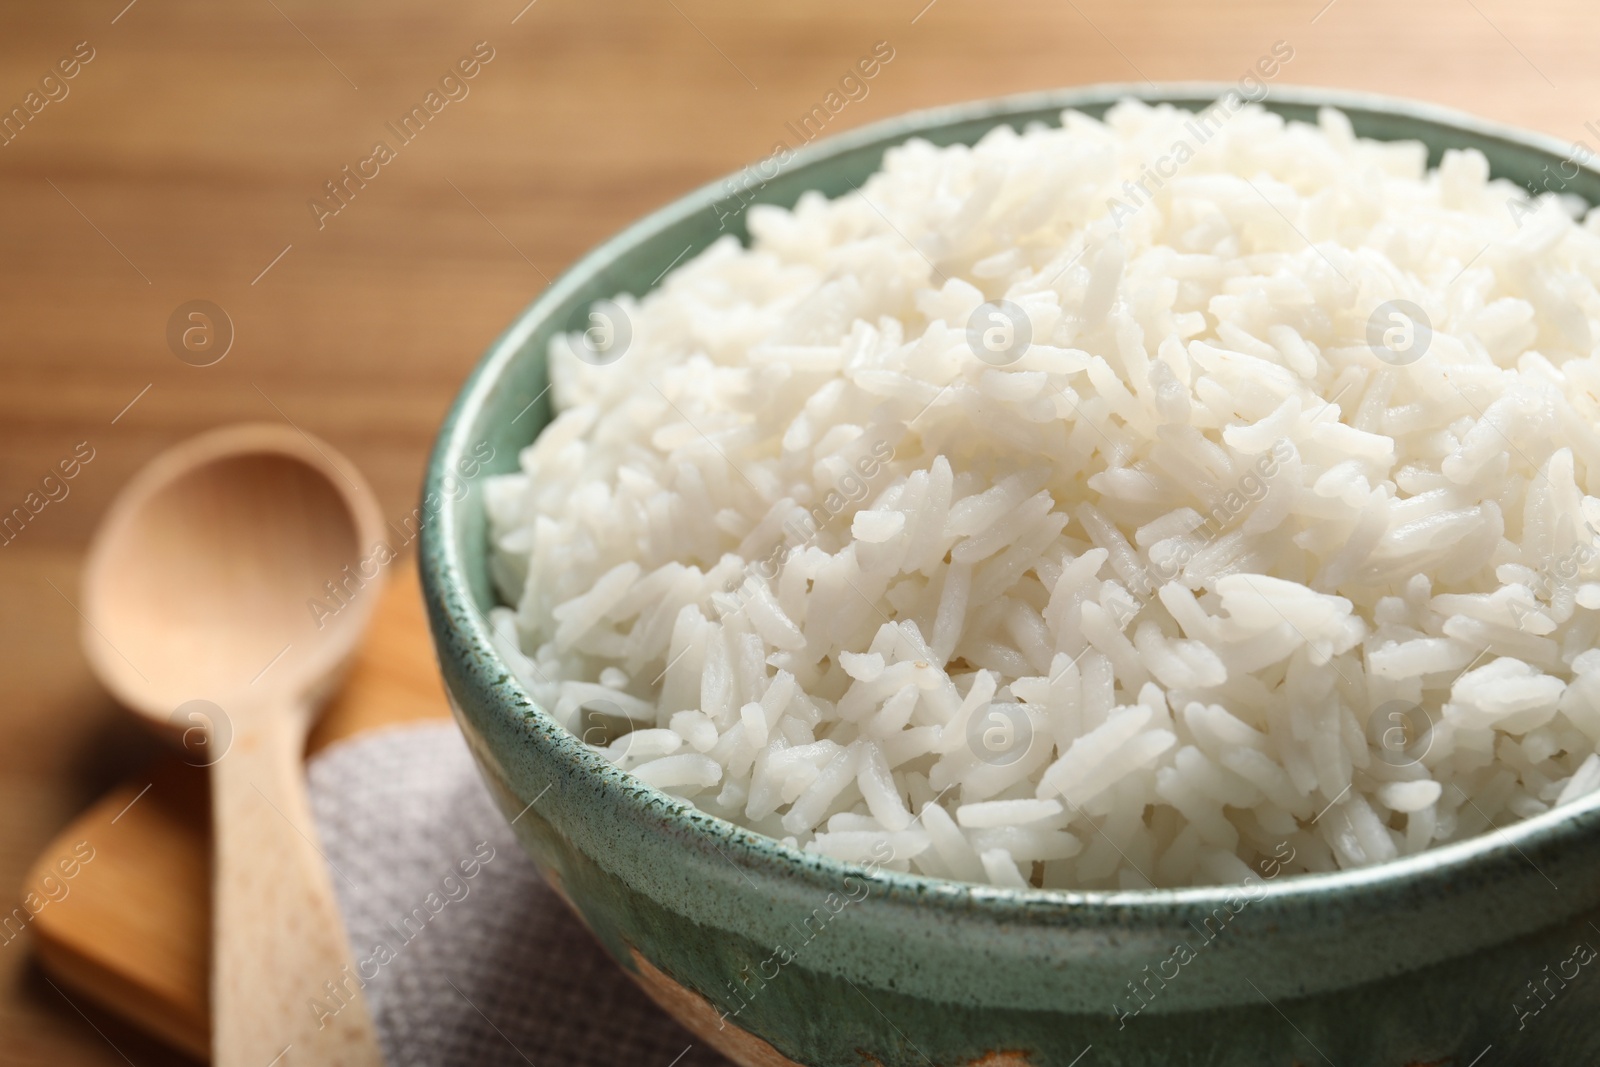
22;564;452;1060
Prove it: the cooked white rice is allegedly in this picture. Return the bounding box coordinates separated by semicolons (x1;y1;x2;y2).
484;99;1600;889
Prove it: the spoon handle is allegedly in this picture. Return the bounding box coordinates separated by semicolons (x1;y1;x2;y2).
210;698;384;1067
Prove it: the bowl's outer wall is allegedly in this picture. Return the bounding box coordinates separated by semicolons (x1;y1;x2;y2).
421;86;1600;1065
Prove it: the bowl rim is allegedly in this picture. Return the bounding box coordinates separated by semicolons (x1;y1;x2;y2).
422;81;1600;921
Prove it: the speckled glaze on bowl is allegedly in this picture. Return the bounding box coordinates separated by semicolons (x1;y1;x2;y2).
421;85;1600;1066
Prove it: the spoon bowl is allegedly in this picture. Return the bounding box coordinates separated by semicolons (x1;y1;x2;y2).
81;423;388;1067
84;425;379;721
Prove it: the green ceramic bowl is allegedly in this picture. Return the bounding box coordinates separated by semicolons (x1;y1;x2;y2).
420;85;1600;1066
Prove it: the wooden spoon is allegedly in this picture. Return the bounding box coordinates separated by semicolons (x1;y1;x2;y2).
80;424;388;1067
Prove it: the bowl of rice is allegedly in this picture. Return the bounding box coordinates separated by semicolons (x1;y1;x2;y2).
421;84;1600;1066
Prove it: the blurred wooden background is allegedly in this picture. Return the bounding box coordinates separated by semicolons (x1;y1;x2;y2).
0;0;1593;1061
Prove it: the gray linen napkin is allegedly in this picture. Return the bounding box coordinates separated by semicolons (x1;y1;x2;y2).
307;721;733;1067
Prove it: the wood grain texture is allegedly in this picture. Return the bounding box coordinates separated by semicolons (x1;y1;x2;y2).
28;762;213;1060
209;701;384;1067
2;0;1597;1062
75;423;389;1066
20;568;450;1061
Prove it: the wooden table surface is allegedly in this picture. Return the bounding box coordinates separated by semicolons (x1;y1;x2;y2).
1;0;1594;1061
